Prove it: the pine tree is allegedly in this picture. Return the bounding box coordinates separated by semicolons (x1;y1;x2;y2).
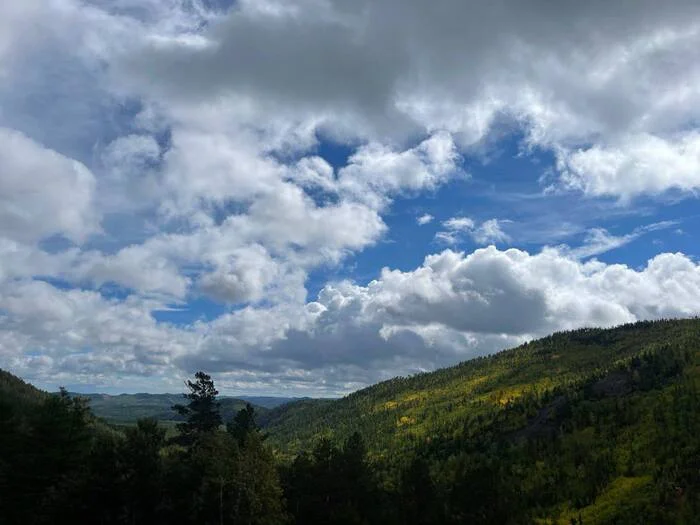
173;372;223;444
227;403;258;446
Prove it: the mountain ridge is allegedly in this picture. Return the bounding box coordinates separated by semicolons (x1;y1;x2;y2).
259;317;700;521
260;318;700;457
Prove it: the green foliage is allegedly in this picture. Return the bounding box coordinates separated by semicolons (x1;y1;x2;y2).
122;418;168;522
228;402;258;445
173;371;224;442
0;388;94;524
270;318;700;523
4;319;700;524
283;432;382;524
263;319;699;456
0;368;47;406
0;370;286;525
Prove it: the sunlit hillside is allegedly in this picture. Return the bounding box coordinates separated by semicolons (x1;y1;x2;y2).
262;318;700;522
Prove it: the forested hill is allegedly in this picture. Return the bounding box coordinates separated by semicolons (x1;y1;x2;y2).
76;392;268;426
260;317;700;521
0;368;47;408
262;318;700;457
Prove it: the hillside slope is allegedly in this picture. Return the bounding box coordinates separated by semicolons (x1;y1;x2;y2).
263;319;700;454
0;368;47;408
265;318;700;521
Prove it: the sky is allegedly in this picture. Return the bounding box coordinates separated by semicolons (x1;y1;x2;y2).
1;0;700;397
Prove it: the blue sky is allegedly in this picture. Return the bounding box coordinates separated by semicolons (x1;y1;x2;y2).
2;0;700;396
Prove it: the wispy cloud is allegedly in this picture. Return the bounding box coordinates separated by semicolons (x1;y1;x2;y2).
436;216;511;245
472;219;511;245
566;220;680;259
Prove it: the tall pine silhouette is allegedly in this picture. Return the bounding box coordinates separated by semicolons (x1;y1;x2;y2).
173;371;223;443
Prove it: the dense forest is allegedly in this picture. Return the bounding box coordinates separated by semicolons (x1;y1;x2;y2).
2;318;700;523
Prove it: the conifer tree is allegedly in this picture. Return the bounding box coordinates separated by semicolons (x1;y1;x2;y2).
227;403;258;445
173;371;223;443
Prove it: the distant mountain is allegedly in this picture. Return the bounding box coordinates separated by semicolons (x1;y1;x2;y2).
238;395;319;409
75;392;268;425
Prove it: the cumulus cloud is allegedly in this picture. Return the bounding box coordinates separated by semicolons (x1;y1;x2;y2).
0;279;192;382
6;246;700;395
0;240;77;284
73;245;190;299
437;217;511;245
178;247;700;392
0;128;99;243
198;245;305;304
99;134;162;212
336;132;462;209
558;132;700;200
110;0;700;198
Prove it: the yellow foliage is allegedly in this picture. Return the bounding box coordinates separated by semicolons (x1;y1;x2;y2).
397;415;415;427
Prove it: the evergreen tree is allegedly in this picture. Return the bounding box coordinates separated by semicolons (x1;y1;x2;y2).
228;403;258;445
173;371;223;443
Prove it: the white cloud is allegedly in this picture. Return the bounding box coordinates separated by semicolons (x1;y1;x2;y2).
559;132;700;199
437;216;511;245
0;128;99;243
567;228;636;260
181;246;700;392
99;134;162;213
159;127;285;213
0;279;192;383
471;219;511;245
443;217;476;232
417;214;434;225
198;245;306;304
109;0;700;199
6;246;700;395
0;240;77;283
336;132;462;210
73;245;190;300
564;221;680;259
